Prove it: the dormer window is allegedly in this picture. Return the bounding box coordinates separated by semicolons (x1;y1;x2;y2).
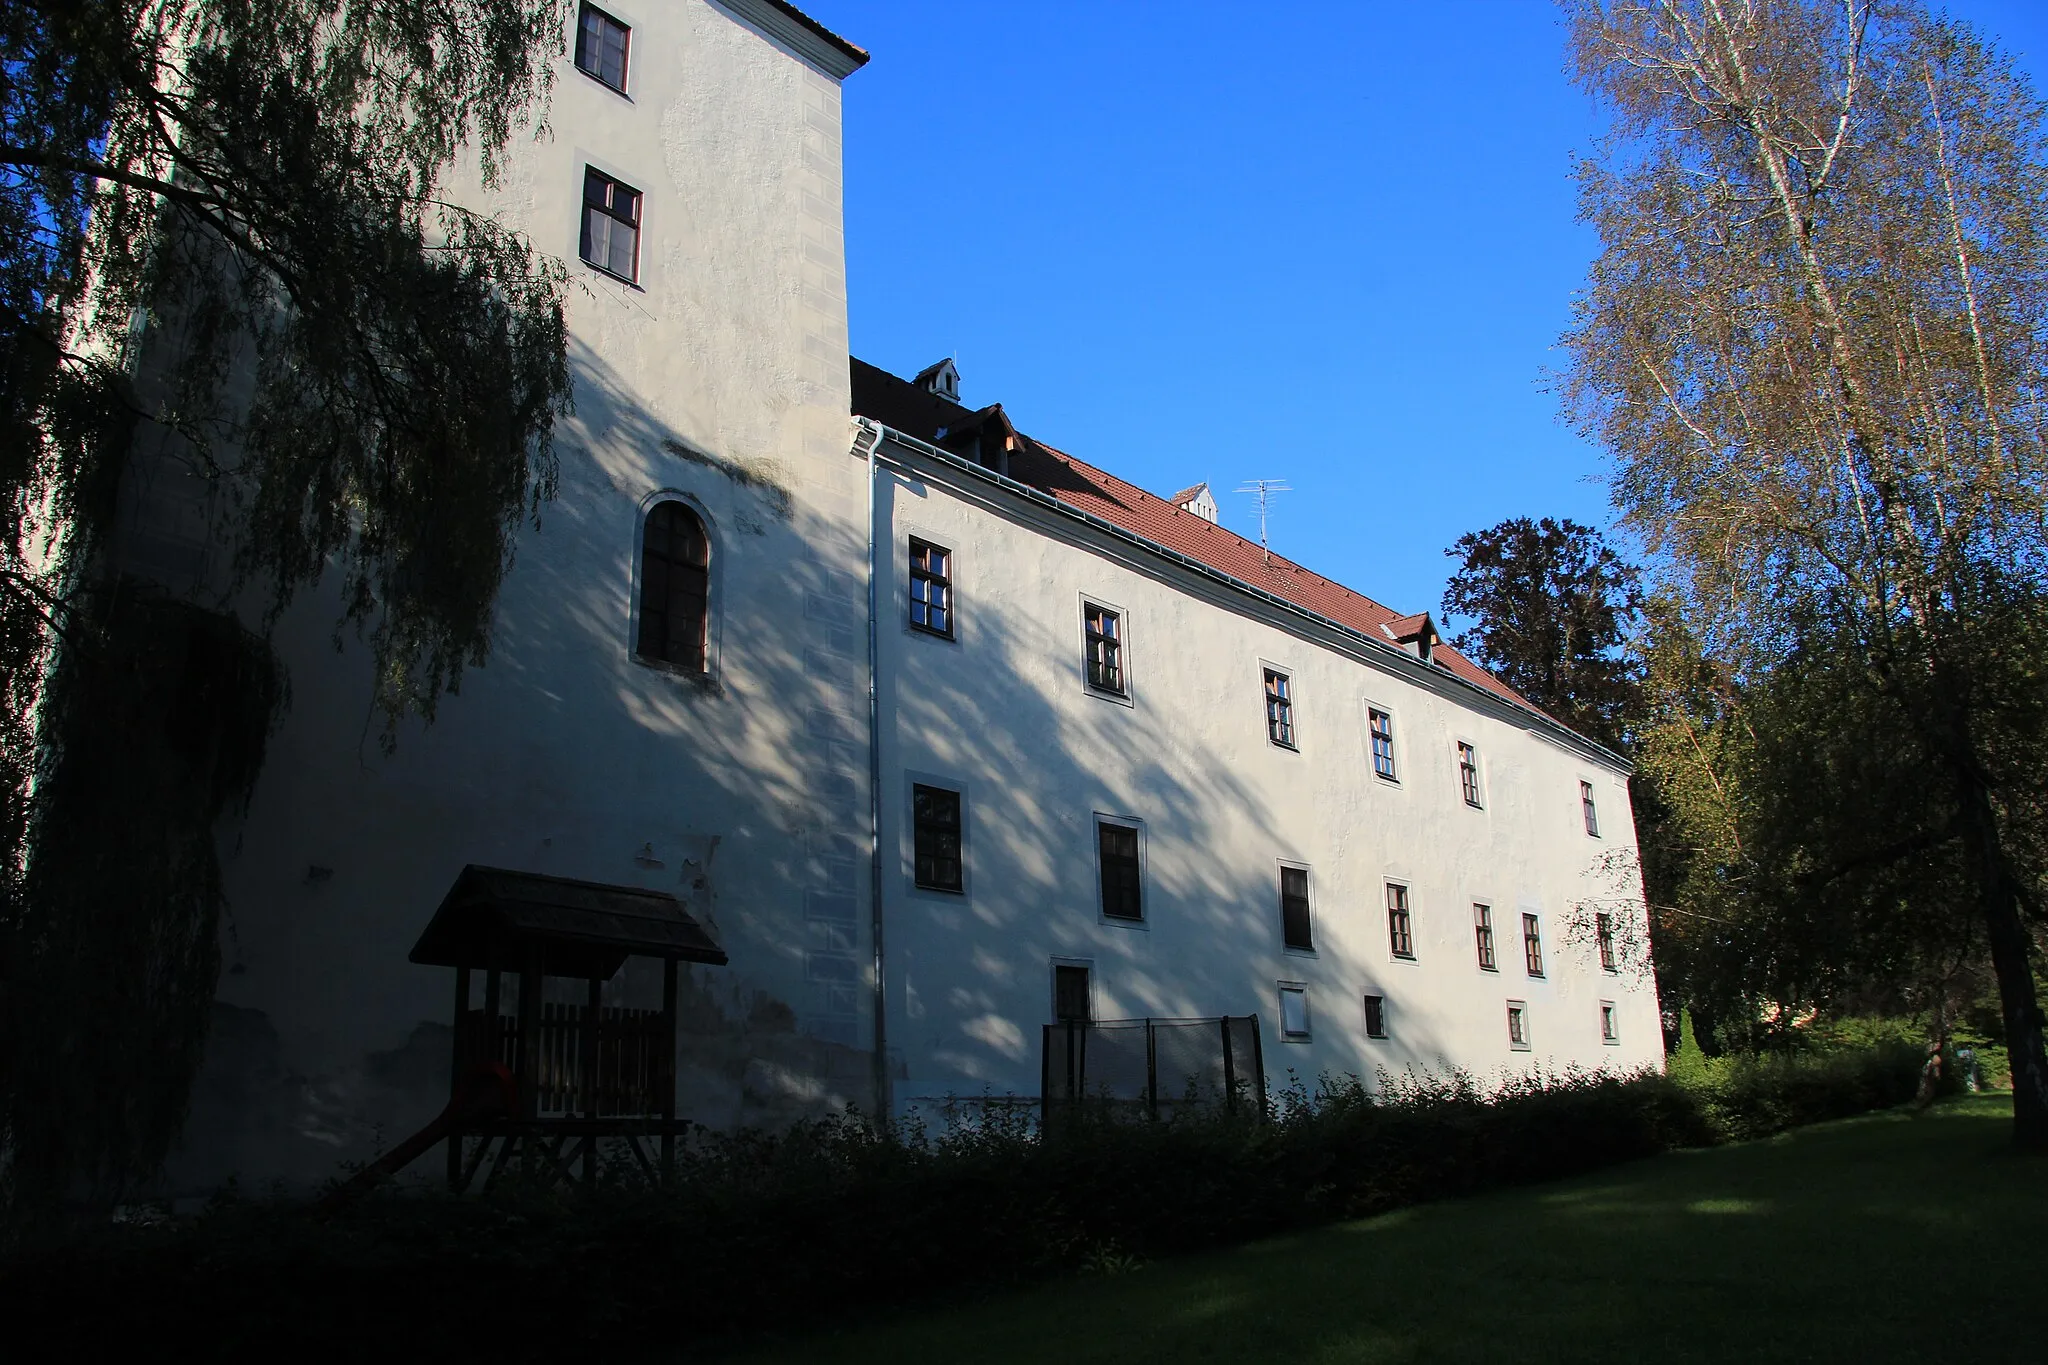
916;357;961;404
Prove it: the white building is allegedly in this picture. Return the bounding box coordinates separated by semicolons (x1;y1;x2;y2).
123;1;1658;1192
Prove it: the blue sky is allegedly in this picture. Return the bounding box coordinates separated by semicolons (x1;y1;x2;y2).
818;1;2048;625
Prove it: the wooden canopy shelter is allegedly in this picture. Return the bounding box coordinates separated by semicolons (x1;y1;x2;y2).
409;865;728;1192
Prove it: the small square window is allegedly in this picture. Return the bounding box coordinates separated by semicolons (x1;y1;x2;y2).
580;166;641;282
1279;865;1313;951
1474;903;1497;972
1279;983;1311;1041
1084;603;1124;694
1600;1000;1620;1045
1362;993;1388;1039
912;783;963;893
1098;820;1143;922
1507;1000;1531;1050
1581;780;1601;837
1054;963;1092;1023
575;4;631;93
1523;912;1545;978
908;538;954;638
1369;707;1397;781
1264;669;1296;748
1458;742;1482;807
1596;912;1618;972
1386;882;1415;960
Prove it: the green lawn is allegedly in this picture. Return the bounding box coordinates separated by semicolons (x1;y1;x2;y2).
729;1095;2046;1365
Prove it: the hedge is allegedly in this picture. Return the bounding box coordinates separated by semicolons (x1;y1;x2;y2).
0;1044;1922;1362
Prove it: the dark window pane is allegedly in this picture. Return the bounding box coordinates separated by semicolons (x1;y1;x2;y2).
1265;669;1295;746
1460;742;1481;806
1387;883;1414;958
1280;865;1312;950
1363;994;1387;1039
1085;604;1124;693
913;784;963;892
1597;912;1617;972
1475;904;1496;971
1054;965;1090;1023
581;167;643;282
1523;913;1544;977
576;5;630;91
637;501;708;669
1581;781;1601;837
1098;823;1142;921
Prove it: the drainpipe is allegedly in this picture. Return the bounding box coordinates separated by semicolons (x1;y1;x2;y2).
856;418;891;1121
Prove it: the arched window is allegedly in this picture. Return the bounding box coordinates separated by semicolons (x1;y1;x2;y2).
638;500;709;670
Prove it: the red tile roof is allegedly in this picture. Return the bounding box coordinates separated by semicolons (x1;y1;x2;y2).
848;358;1547;722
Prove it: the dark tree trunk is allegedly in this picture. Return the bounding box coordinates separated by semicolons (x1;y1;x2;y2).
1955;765;2048;1151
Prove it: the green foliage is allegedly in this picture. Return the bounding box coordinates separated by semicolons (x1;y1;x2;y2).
0;1;574;1222
1438;516;1642;752
0;1050;1920;1359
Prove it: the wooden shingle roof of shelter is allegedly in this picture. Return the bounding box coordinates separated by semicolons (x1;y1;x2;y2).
410;865;728;980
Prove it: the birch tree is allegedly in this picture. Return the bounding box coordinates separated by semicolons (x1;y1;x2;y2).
1559;0;2048;1145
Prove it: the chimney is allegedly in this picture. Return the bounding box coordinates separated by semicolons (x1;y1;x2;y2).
1170;482;1219;524
915;357;961;405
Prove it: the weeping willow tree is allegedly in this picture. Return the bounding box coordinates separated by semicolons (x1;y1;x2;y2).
0;0;573;1222
1559;0;2048;1145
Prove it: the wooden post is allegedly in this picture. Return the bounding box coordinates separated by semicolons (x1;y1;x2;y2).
448;966;470;1190
517;948;542;1175
661;958;678;1181
583;975;603;1190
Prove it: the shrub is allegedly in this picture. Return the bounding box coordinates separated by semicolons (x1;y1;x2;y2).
0;1045;1923;1362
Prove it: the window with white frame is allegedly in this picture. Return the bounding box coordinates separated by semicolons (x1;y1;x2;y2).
1507;1000;1531;1050
1278;983;1311;1041
1581;780;1601;837
1458;741;1482;807
1474;903;1497;971
1084;602;1125;694
574;4;630;93
1386;882;1415;960
1368;706;1397;781
1600;1000;1619;1045
1264;668;1296;748
1053;962;1092;1023
580;166;641;282
908;538;954;638
1522;912;1545;977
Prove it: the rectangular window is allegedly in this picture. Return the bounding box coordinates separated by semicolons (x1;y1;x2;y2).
1369;707;1397;781
1581;780;1601;837
1596;912;1617;972
912;784;963;893
1362;993;1388;1039
1600;1000;1619;1045
1097;821;1143;922
1522;912;1545;977
1264;669;1296;747
574;4;630;93
1458;742;1482;807
908;539;953;638
1279;865;1313;951
1084;603;1124;694
1054;963;1092;1023
580;167;641;282
1474;903;1497;971
1386;882;1415;959
1507;1000;1531;1050
1278;983;1311;1041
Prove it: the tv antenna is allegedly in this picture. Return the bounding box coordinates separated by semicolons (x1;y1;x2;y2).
1234;479;1292;563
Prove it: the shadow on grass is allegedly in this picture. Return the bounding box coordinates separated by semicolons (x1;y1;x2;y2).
726;1096;2045;1365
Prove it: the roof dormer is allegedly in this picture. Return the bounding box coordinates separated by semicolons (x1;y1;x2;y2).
914;357;960;405
1383;611;1441;664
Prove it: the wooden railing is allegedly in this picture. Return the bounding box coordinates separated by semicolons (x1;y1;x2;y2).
455;1004;673;1117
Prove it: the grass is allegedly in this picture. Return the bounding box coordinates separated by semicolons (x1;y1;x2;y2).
725;1094;2046;1365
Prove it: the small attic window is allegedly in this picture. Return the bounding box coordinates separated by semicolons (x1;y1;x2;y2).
916;358;960;405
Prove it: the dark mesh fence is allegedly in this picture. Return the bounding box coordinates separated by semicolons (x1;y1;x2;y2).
1041;1016;1265;1124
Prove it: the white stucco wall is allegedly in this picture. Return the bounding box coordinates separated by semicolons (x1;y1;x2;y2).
871;440;1663;1108
123;2;1660;1194
141;0;878;1191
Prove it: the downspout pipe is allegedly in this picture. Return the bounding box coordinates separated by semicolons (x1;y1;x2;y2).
856;419;890;1121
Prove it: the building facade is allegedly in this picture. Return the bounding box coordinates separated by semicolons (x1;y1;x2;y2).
120;1;1657;1193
